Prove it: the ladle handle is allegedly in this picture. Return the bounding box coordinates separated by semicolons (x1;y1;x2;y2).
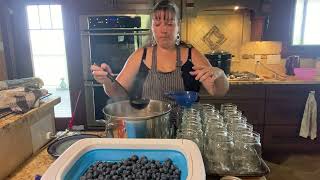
106;73;116;82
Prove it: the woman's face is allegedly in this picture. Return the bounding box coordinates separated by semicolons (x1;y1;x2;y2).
152;10;179;49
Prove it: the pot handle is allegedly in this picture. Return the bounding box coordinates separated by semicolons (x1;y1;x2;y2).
96;119;114;138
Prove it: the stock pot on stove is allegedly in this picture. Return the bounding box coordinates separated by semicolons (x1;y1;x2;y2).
205;51;233;75
98;100;173;139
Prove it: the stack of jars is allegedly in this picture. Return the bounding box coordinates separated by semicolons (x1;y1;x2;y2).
221;103;262;174
176;103;262;174
201;104;233;174
176;107;203;152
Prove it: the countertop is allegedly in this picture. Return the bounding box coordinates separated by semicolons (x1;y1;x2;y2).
228;76;320;85
0;96;61;129
7;131;266;180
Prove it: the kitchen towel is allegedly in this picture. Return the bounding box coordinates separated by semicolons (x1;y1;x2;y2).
0;87;48;113
299;91;317;140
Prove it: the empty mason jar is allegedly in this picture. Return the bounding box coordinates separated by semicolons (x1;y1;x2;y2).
237;134;262;173
220;103;237;115
205;133;234;174
177;128;203;151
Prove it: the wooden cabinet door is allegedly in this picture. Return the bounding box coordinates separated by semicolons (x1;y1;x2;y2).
263;125;320;153
265;84;320;125
74;0;153;14
263;84;320;153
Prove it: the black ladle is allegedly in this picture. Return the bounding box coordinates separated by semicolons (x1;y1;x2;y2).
106;73;150;110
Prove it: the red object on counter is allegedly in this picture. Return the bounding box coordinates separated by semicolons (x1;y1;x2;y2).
68;90;82;130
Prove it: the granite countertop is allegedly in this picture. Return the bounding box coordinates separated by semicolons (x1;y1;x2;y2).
7;131;106;180
228;76;320;85
7;131;266;180
0;97;61;129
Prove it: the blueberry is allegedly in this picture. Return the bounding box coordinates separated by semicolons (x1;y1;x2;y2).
174;169;181;175
98;174;104;180
110;170;116;176
141;159;148;165
140;155;147;160
155;160;161;165
111;165;117;170
106;162;112;168
128;160;134;166
92;171;98;178
131;155;139;161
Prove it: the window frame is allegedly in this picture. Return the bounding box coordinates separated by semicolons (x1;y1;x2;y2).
287;0;320;58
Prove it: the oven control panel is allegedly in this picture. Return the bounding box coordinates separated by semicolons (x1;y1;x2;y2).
89;16;141;29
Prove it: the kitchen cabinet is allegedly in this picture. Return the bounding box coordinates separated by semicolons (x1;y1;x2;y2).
0;97;60;180
74;0;154;14
263;84;320;153
200;83;320;154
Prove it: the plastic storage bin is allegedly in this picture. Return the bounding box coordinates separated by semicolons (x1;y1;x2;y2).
41;139;206;180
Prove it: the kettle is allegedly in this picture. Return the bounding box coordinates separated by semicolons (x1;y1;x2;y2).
285;55;300;75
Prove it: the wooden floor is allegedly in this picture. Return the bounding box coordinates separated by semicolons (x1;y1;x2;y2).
265;153;320;180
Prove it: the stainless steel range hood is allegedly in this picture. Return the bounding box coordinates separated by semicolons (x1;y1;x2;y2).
195;0;261;11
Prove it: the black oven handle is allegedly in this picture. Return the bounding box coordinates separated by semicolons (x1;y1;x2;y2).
81;32;150;36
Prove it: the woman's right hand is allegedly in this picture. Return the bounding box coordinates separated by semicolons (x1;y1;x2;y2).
90;63;114;84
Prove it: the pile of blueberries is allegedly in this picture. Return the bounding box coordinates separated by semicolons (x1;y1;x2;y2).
80;155;181;180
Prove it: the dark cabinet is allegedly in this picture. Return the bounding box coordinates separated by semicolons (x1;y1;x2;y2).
263;84;320;153
74;0;153;14
200;83;320;154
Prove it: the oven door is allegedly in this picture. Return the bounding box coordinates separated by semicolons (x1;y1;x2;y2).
81;27;150;128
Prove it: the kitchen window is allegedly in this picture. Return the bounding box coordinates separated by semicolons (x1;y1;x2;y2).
292;0;320;45
26;5;71;117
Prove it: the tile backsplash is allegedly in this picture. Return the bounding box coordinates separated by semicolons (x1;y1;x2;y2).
181;11;251;61
181;11;318;78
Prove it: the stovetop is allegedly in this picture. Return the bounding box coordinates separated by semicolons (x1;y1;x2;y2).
228;71;262;81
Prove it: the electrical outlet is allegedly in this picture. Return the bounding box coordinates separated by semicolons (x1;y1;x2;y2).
254;55;261;63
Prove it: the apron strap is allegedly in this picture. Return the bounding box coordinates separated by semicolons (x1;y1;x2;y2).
151;46;157;72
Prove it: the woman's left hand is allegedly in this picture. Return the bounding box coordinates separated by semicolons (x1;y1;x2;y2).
189;65;222;83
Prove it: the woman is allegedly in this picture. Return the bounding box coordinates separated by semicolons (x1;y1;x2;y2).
91;0;229;102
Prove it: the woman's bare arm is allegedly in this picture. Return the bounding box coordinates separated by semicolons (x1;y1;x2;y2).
190;48;229;96
91;48;144;97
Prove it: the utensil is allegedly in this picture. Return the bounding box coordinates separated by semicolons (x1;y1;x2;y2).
105;73;150;109
93;63;150;109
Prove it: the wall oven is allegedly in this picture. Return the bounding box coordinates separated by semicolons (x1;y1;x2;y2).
80;15;151;128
